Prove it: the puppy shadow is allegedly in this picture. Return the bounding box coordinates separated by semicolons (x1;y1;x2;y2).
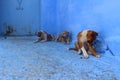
93;39;107;55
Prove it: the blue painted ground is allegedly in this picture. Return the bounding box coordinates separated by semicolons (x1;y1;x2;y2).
0;36;120;80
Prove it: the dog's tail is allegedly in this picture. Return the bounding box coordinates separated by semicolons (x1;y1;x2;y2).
68;48;78;51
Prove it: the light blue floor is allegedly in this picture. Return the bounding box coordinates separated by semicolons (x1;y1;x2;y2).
0;37;120;80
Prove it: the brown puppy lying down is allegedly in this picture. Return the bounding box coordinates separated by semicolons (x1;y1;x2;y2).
69;30;100;58
55;31;70;44
34;30;54;43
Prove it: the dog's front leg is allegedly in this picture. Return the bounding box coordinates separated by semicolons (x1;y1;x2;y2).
81;46;89;58
40;34;47;42
34;37;42;43
40;39;47;42
87;43;100;58
78;41;88;58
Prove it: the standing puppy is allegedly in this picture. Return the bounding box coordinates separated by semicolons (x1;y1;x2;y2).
34;30;54;43
55;31;70;44
69;30;100;58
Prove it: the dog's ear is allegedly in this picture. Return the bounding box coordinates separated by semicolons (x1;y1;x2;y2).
87;30;98;43
37;31;42;37
93;31;98;36
91;31;98;42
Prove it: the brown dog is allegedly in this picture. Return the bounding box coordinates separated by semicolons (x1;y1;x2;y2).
69;30;100;58
55;31;70;44
34;30;54;43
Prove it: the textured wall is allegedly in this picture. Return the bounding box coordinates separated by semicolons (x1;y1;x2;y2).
0;0;120;54
0;1;3;35
56;0;120;40
40;0;57;35
0;0;40;35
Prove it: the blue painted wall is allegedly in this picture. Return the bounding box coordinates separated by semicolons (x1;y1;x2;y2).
0;1;3;35
56;0;120;41
0;0;40;35
0;0;120;53
41;0;57;35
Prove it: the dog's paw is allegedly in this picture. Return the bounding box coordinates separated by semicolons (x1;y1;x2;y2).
67;48;70;50
67;42;70;44
34;41;37;43
84;55;89;59
96;55;100;58
78;50;82;55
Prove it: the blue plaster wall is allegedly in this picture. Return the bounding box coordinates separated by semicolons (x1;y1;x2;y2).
41;0;57;35
0;2;3;35
0;0;120;54
56;0;120;41
0;0;40;35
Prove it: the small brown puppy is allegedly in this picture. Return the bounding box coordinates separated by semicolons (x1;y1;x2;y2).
34;30;54;43
69;30;100;58
55;31;70;44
